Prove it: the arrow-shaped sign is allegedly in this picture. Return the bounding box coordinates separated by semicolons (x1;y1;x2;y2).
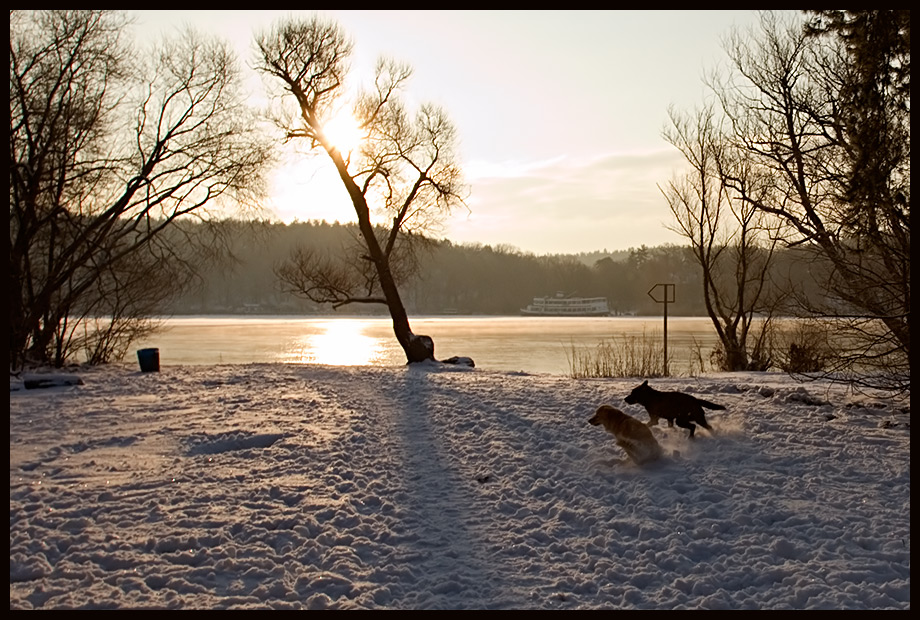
647;283;675;304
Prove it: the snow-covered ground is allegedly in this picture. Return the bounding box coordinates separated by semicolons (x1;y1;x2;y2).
9;362;910;609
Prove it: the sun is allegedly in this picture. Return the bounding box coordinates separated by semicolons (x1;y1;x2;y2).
269;110;368;224
322;110;365;155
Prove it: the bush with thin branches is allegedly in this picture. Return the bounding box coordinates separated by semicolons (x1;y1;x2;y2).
567;330;668;379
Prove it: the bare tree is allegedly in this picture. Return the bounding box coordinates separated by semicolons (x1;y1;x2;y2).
704;11;909;391
661;104;783;371
255;16;467;364
9;10;271;368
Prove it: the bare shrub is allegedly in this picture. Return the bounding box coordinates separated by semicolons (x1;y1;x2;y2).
75;317;162;366
687;337;712;376
567;330;668;379
774;320;834;374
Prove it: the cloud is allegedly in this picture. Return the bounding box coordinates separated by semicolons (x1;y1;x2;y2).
448;148;687;254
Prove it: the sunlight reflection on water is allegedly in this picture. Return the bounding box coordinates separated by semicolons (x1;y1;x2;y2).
288;320;386;366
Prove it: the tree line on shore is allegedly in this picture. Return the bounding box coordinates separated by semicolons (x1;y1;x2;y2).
164;219;816;318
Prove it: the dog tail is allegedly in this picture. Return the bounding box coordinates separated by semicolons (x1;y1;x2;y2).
696;398;725;410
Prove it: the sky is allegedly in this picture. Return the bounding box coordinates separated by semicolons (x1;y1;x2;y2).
10;363;910;609
128;10;789;255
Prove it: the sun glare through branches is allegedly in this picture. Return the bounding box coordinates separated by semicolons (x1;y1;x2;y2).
322;110;365;156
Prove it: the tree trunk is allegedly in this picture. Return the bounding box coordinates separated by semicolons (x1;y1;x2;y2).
722;344;749;372
380;260;434;363
339;167;435;364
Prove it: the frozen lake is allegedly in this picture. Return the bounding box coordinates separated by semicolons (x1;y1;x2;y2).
130;315;723;376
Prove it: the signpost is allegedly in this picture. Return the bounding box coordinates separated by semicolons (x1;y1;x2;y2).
647;283;675;376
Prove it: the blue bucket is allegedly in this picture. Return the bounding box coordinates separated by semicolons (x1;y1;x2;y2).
137;348;160;372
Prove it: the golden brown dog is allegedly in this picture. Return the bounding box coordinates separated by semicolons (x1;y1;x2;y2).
588;405;663;465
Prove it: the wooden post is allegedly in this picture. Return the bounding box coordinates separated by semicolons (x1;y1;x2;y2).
647;283;675;376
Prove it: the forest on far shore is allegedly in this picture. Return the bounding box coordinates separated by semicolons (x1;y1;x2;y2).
167;219;818;317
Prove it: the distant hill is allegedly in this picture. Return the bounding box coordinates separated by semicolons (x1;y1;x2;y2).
164;219;813;317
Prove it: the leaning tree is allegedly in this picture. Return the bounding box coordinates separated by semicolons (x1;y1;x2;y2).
255;16;468;364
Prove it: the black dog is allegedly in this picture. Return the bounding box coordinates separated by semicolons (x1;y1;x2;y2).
624;380;722;438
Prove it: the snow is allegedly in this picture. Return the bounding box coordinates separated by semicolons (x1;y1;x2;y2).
9;362;910;609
